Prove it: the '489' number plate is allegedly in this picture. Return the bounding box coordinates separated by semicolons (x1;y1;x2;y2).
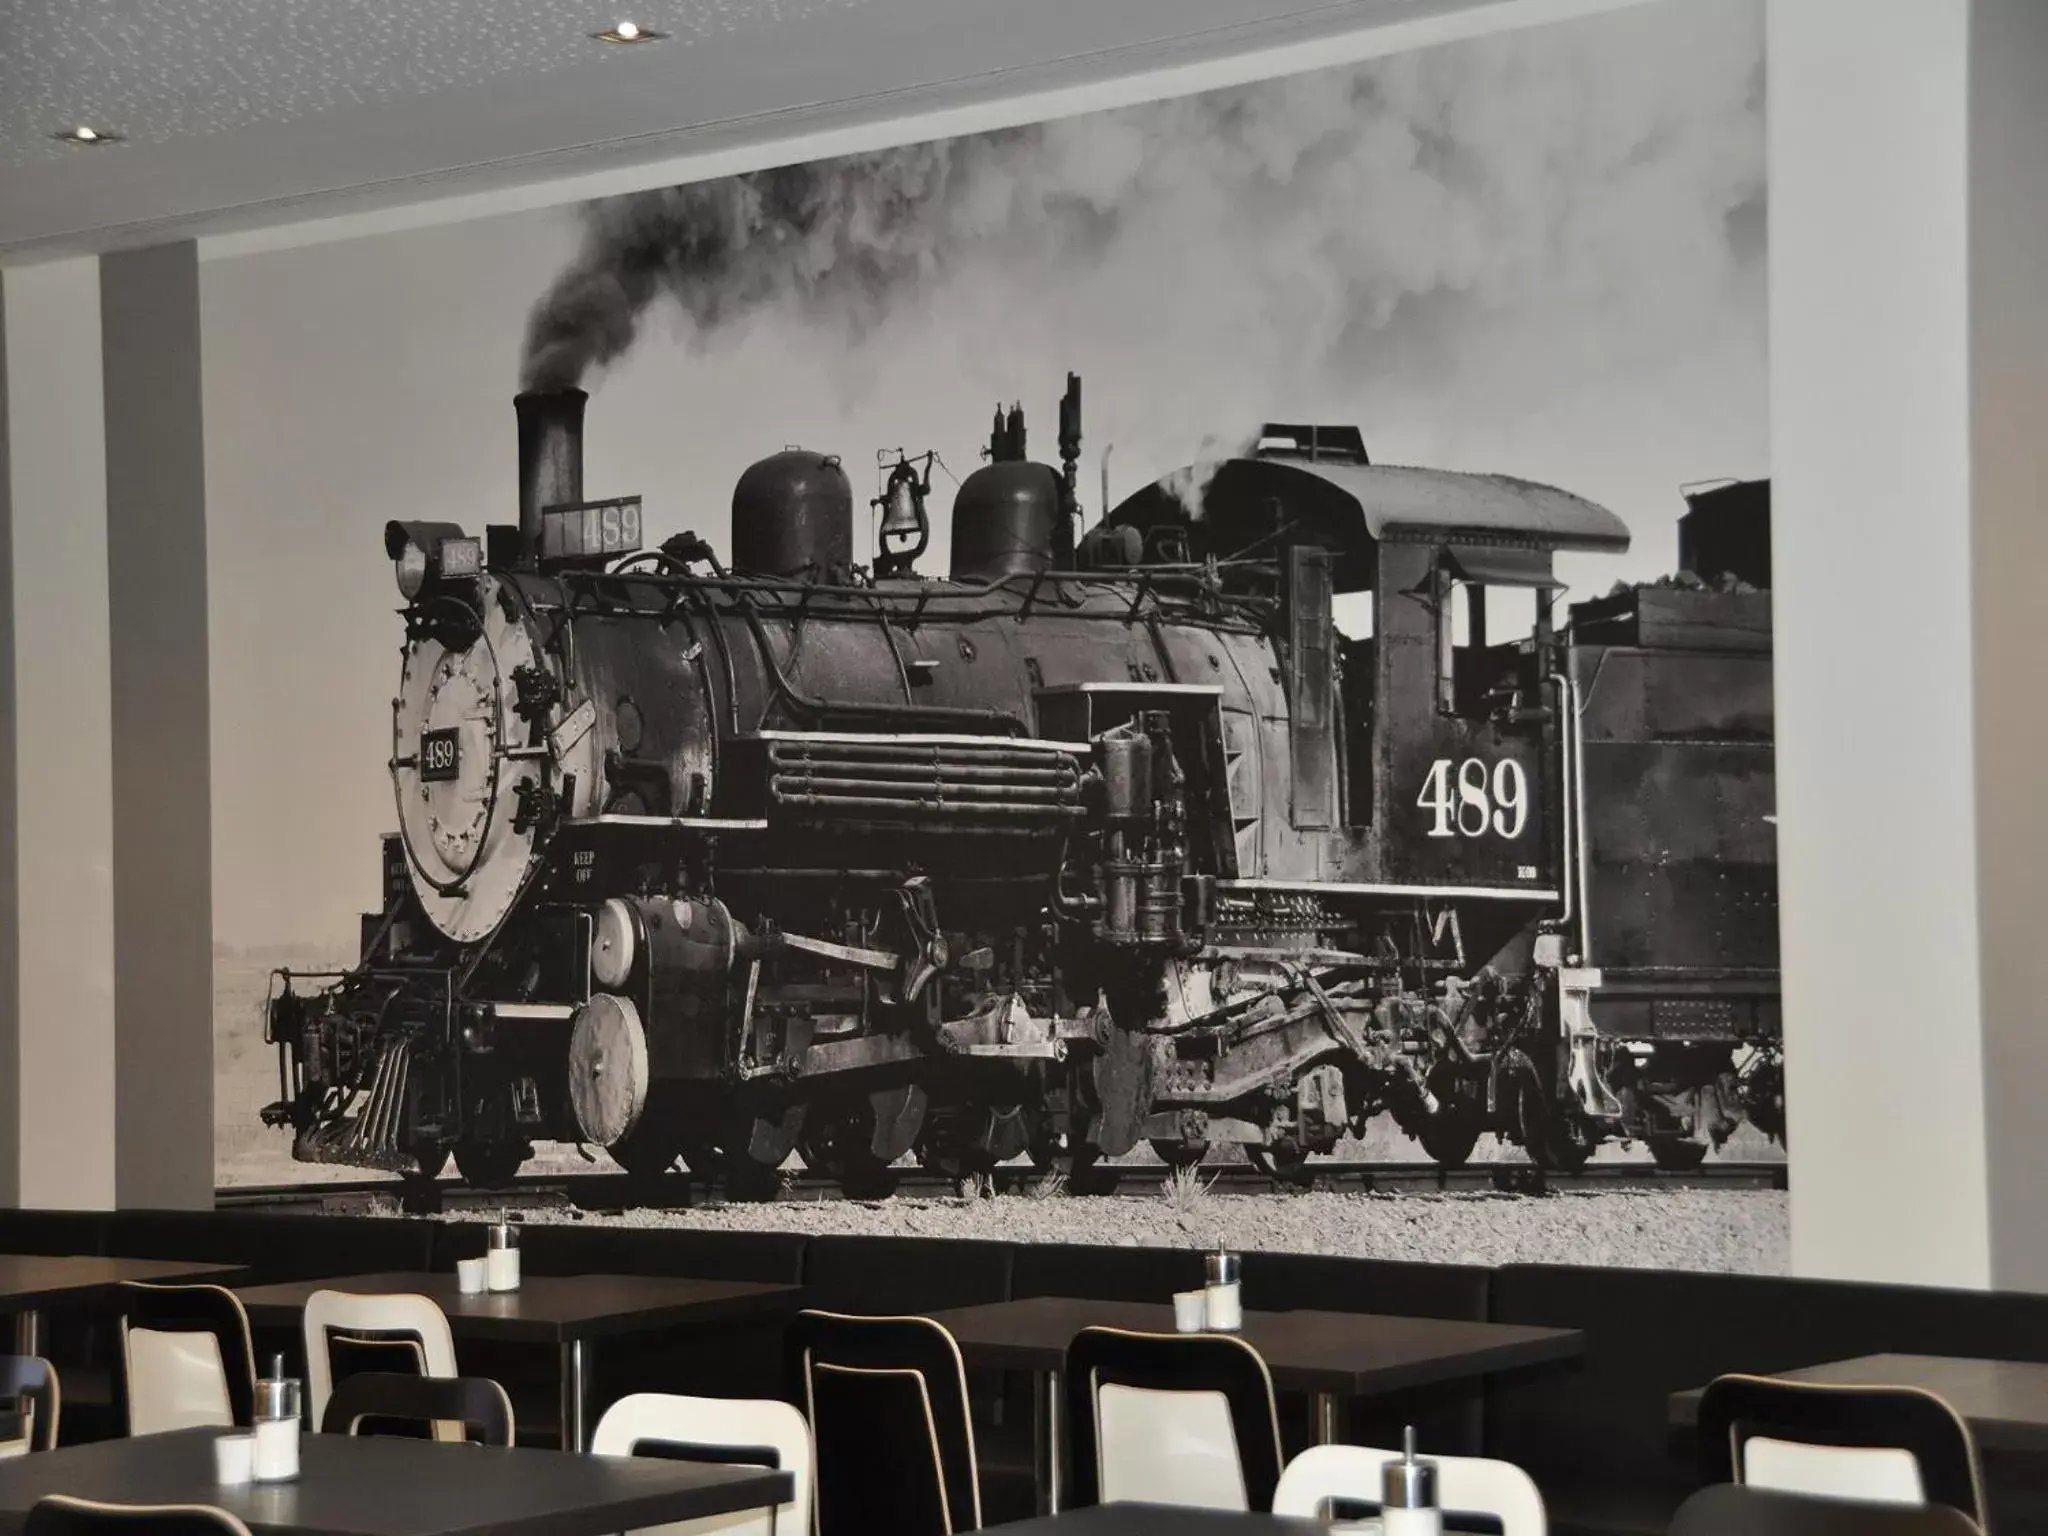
1417;756;1528;838
419;728;461;783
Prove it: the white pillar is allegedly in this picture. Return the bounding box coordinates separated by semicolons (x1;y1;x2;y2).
1;256;117;1210
1775;0;2048;1290
1970;0;2048;1294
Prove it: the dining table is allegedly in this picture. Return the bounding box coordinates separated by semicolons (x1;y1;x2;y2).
235;1269;803;1452
1671;1353;2048;1453
928;1293;1583;1514
0;1254;244;1358
0;1424;792;1536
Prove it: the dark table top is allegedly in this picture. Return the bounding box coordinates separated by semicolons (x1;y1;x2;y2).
0;1255;244;1311
0;1427;790;1536
236;1272;802;1344
927;1295;1582;1396
1671;1353;2048;1453
982;1505;1323;1535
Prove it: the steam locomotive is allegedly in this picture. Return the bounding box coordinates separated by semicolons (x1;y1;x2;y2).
263;375;1781;1193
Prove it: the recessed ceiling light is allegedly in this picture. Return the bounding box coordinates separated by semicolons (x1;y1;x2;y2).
51;125;124;146
591;20;667;43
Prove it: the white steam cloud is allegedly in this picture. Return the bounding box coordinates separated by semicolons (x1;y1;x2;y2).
524;0;1765;523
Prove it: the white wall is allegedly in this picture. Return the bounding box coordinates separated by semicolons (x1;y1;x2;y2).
2;256;116;1209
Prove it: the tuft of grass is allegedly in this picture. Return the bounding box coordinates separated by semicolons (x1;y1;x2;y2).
955;1172;995;1204
1029;1169;1069;1200
1162;1162;1216;1217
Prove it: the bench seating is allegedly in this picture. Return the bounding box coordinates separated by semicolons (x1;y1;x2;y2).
6;1206;2048;1534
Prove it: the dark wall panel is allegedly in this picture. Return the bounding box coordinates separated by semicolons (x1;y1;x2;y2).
101;242;212;1209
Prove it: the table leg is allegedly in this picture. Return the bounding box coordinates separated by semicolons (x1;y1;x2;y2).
1033;1368;1064;1515
559;1339;587;1452
1314;1391;1342;1446
11;1311;40;1359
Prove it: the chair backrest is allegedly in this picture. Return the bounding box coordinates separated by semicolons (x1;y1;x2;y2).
0;1356;61;1453
1697;1374;1985;1525
1671;1483;1985;1536
320;1372;514;1448
113;1284;256;1436
1273;1444;1548;1536
24;1496;254;1536
789;1310;979;1536
592;1392;814;1536
1062;1326;1283;1513
301;1291;457;1430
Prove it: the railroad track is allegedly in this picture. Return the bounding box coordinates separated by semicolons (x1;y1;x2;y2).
217;1159;1787;1216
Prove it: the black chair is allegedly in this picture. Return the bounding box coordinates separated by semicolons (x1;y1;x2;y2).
110;1283;256;1436
0;1356;61;1452
1698;1374;1985;1525
1062;1326;1283;1513
24;1497;252;1536
320;1371;515;1447
1672;1484;1983;1536
789;1310;980;1536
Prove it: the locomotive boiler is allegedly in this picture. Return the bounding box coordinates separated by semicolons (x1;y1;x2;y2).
263;377;1782;1192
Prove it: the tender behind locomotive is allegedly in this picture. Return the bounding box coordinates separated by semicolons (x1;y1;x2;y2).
265;378;1781;1191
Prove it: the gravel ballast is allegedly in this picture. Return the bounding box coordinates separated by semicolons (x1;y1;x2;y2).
411;1187;1789;1276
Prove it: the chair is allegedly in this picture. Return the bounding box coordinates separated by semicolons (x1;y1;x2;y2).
301;1290;457;1431
1062;1326;1283;1513
1697;1374;1985;1524
112;1284;256;1437
592;1392;814;1536
24;1497;253;1536
0;1357;60;1454
1274;1443;1547;1535
789;1310;980;1536
320;1371;514;1447
1671;1484;1984;1536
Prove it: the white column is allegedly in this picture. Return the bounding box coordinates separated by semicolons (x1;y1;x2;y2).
1970;0;2048;1294
1770;1;1987;1286
2;256;116;1210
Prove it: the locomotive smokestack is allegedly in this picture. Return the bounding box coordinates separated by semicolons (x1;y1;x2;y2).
515;388;587;559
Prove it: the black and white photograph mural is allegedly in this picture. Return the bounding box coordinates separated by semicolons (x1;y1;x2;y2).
207;0;1778;1269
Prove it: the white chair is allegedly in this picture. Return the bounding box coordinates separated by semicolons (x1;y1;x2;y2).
1274;1444;1549;1536
1064;1326;1283;1513
114;1285;256;1438
592;1393;814;1536
301;1291;457;1439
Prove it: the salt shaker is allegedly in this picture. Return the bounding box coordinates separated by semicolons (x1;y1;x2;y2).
1381;1426;1442;1536
486;1220;521;1292
1202;1245;1242;1331
251;1356;302;1483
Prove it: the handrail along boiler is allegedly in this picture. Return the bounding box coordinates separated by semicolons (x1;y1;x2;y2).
264;377;1782;1191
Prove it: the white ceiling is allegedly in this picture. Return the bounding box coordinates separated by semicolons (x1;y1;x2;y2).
0;0;1612;260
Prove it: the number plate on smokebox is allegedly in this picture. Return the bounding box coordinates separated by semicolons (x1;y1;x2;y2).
419;728;461;782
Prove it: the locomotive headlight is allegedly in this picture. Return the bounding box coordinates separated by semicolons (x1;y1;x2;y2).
394;541;431;599
591;898;639;989
384;520;480;601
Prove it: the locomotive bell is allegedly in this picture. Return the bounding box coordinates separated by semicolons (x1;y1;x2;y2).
879;474;924;541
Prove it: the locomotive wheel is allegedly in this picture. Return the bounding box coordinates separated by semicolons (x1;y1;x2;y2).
1147;1139;1208;1171
454;1138;527;1189
1530;1116;1595;1174
607;1119;688;1180
408;1141;450;1181
1416;1116;1482;1169
1066;1146;1122;1196
1647;1136;1709;1171
1247;1144;1313;1187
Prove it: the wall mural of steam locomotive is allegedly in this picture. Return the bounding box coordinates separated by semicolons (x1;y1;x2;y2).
261;369;1781;1195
